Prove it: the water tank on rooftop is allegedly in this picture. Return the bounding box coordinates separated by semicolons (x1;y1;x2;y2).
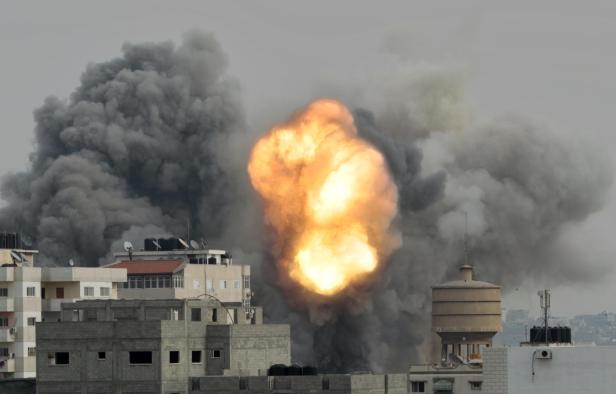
431;265;502;364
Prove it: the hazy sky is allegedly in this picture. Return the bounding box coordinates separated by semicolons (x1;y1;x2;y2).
1;1;614;316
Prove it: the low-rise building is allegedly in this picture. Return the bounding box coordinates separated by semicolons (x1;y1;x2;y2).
107;238;252;310
0;234;126;379
482;345;616;394
36;298;290;393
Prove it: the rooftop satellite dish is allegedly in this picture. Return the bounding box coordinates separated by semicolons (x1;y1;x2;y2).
190;240;199;250
178;238;189;249
68;259;74;267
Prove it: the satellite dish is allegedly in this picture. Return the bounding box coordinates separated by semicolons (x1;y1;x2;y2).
190;240;199;249
123;241;133;252
68;259;74;267
178;238;189;249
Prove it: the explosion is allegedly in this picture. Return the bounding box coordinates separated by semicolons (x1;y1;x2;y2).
248;99;399;295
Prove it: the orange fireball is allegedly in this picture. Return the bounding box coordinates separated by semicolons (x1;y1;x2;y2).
248;99;399;295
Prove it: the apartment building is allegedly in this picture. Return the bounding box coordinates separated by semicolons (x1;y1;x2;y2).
107;238;252;309
36;298;290;394
0;233;127;379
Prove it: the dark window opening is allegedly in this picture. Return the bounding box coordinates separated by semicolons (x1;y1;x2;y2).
212;308;218;322
129;351;152;364
411;381;425;393
169;350;180;364
191;378;201;390
56;287;64;298
98;352;106;360
192;350;202;363
322;377;330;390
212;349;221;358
239;377;248;390
191;308;201;322
54;352;70;365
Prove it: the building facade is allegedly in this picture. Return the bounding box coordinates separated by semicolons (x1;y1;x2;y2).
0;242;126;379
482;345;616;394
36;299;290;394
108;239;252;311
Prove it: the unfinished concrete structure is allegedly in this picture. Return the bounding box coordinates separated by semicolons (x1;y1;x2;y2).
189;373;408;394
35;299;289;393
0;234;126;379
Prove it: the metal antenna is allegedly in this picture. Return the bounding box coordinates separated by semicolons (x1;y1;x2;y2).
464;211;469;265
538;289;550;346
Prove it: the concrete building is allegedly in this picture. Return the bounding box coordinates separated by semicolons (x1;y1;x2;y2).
409;265;502;394
35;298;290;394
482;345;616;394
107;238;252;310
0;236;127;379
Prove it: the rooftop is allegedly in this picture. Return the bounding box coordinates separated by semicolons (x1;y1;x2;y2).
105;259;184;274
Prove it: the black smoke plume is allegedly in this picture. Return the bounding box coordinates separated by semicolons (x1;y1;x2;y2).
0;31;247;266
0;33;612;374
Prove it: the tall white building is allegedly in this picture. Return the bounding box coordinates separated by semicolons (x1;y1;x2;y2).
0;236;126;379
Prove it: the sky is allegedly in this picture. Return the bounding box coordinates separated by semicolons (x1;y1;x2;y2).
1;1;614;317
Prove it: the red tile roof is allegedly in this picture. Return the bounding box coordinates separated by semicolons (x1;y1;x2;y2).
106;259;184;274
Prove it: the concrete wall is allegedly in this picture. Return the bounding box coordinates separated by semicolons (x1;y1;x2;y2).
190;374;407;394
483;346;616;394
205;325;290;376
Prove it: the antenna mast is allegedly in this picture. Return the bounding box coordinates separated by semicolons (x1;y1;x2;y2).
464;211;469;265
538;289;550;346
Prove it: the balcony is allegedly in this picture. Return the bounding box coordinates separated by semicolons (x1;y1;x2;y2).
0;358;15;373
0;298;14;312
0;328;15;342
42;298;79;312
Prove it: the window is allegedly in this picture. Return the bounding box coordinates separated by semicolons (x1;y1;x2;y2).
169;350;180;364
206;279;213;290
128;275;145;289
243;297;251;310
0;348;9;357
242;275;250;289
219;280;227;289
0;288;7;297
100;287;110;297
411;381;425;393
192;350;202;363
55;287;64;298
239;377;248;390
191;378;201;391
212;308;218;323
144;276;152;288
84;287;94;297
26;287;36;297
48;352;69;365
322;377;330;390
191;308;201;322
211;349;221;358
173;274;184;288
129;351;152;365
0;318;8;327
28;347;36;357
470;381;482;391
234;280;240;289
98;352;106;360
27;317;36;326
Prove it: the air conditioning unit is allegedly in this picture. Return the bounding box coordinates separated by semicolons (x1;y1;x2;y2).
536;349;552;359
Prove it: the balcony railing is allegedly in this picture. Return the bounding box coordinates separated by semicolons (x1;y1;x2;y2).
0;298;14;312
0;358;15;373
0;328;16;342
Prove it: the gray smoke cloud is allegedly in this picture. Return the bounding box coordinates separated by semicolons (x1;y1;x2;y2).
0;31;248;266
0;32;612;374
